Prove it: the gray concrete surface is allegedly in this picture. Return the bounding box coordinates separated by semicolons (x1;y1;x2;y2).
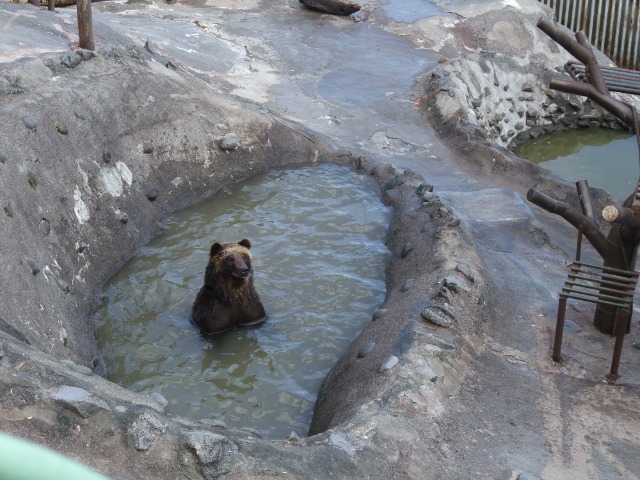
1;0;639;478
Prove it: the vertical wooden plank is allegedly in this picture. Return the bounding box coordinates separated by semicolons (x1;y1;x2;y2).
537;0;639;69
593;0;603;51
615;0;631;66
602;0;611;54
587;0;597;43
632;0;640;69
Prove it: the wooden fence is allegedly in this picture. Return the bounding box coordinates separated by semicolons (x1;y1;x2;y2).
539;0;640;70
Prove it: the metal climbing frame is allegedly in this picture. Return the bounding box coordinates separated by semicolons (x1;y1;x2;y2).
554;261;639;380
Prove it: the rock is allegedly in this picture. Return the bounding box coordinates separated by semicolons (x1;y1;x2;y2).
149;392;168;408
351;5;370;22
198;419;228;430
437;286;452;303
130;412;166;451
421;307;452;328
421;332;456;350
78;50;95;61
430;302;455;319
455;264;473;284
4;204;13;218
288;431;301;442
61;51;82;69
146;188;159;201
378;355;399;372
115;406;127;413
74;105;88;120
0;152;7;164
401;278;415;292
357;342;376;358
143;142;154;154
23;116;38;130
184;431;239;479
417;183;433;196
27;172;37;189
144;39;156;54
49;385;110;419
384;174;405;191
401;243;413;258
564;320;582;333
115;209;129;224
55;122;69;135
219;136;239;151
443;275;471;294
299;0;360;16
447;218;461;228
165;61;178;70
372;309;387;320
38;218;50;236
102;150;111;163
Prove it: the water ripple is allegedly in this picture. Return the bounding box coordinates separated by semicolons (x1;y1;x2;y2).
94;163;391;438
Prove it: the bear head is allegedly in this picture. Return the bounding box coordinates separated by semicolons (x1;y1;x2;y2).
209;238;253;284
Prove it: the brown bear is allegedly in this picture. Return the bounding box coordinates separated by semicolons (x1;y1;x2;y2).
192;238;266;335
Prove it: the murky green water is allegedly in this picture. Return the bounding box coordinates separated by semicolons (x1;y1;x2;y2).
515;128;638;201
93;163;391;439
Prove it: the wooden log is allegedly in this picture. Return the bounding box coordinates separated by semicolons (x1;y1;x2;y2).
76;0;95;51
299;0;360;16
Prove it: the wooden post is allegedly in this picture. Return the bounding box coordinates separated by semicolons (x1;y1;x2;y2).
76;0;95;51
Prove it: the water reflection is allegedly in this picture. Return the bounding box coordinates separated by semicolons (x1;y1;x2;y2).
515;128;637;201
94;163;391;438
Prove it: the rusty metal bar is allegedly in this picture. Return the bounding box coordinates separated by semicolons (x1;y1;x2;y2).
568;269;638;284
570;61;640;76
576;229;583;261
565;278;636;295
561;294;628;308
527;189;609;256
553;296;567;362
572;261;640;277
608;307;628;381
576;180;599;227
562;289;634;305
565;62;640;94
568;268;639;282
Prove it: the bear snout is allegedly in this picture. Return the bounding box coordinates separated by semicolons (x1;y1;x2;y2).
237;267;250;278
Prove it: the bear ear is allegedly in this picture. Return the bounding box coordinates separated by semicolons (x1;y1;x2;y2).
238;238;251;250
210;242;223;257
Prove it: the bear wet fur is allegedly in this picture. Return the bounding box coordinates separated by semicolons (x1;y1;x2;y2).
192;238;266;335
